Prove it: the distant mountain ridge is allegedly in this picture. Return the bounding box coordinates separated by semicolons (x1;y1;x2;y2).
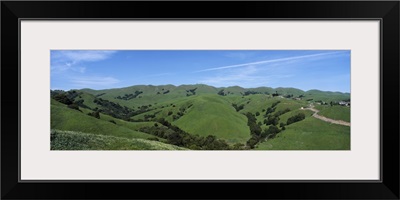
80;84;349;96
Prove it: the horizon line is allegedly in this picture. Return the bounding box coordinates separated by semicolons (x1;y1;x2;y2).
50;83;350;94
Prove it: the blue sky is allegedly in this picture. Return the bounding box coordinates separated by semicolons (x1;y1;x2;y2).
51;50;350;92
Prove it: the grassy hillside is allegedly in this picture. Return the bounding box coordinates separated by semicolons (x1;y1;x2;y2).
78;84;350;108
317;105;350;122
51;99;154;140
51;130;186;150
51;84;351;150
305;90;350;102
173;95;251;143
256;117;350;150
129;94;251;143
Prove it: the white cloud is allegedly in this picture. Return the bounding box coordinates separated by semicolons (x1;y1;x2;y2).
55;50;116;63
200;65;263;87
51;50;117;73
70;76;120;88
198;63;296;88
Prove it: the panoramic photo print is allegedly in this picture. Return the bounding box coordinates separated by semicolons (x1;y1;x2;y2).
50;50;350;150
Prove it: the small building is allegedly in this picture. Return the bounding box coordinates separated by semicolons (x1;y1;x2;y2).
339;101;350;106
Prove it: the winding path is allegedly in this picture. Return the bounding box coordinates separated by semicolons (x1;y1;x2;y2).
302;106;350;127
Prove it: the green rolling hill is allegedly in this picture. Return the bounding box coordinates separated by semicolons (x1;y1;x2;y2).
51;84;350;150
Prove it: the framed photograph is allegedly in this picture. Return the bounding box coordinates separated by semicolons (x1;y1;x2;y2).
2;1;399;199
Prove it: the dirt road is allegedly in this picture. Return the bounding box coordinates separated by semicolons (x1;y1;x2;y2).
303;107;350;127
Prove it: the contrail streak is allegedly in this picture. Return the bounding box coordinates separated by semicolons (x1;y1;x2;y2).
195;51;340;73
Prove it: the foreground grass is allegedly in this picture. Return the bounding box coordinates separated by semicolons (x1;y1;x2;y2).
256;117;350;150
51;130;187;150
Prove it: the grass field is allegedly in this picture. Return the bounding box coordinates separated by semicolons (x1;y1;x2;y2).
51;130;186;150
256;117;350;150
317;105;350;122
51;84;351;150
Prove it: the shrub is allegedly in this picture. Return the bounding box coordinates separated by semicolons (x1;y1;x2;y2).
67;103;80;111
287;113;306;125
88;111;100;119
53;93;73;105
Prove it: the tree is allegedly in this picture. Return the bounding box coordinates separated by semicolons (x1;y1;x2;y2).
265;115;279;126
287;113;305;125
255;111;260;116
53;93;73;105
88;111;100;119
233;143;245;150
246;137;259;149
262;125;280;138
67;103;80;111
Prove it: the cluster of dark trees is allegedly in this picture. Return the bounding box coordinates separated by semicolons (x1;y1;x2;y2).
93;98;141;120
243;90;263;96
139;118;233;150
244;101;302;148
246;112;262;136
264;107;291;126
287;113;306;125
95;93;106;97
186;88;197;96
50;90;65;97
115;91;143;100
52;92;73;105
171;106;189;121
272;91;280;97
315;100;328;105
232;103;245;112
51;90;80;99
73;99;90;109
245;112;282;149
264;115;279;126
51;91;83;112
217;89;226;96
263;101;280;117
87;111;100;119
144;113;157;121
285;94;293;98
274;108;291;117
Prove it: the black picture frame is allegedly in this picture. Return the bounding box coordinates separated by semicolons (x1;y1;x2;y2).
1;1;399;199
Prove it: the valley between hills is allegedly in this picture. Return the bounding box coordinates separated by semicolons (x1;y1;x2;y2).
51;84;350;150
